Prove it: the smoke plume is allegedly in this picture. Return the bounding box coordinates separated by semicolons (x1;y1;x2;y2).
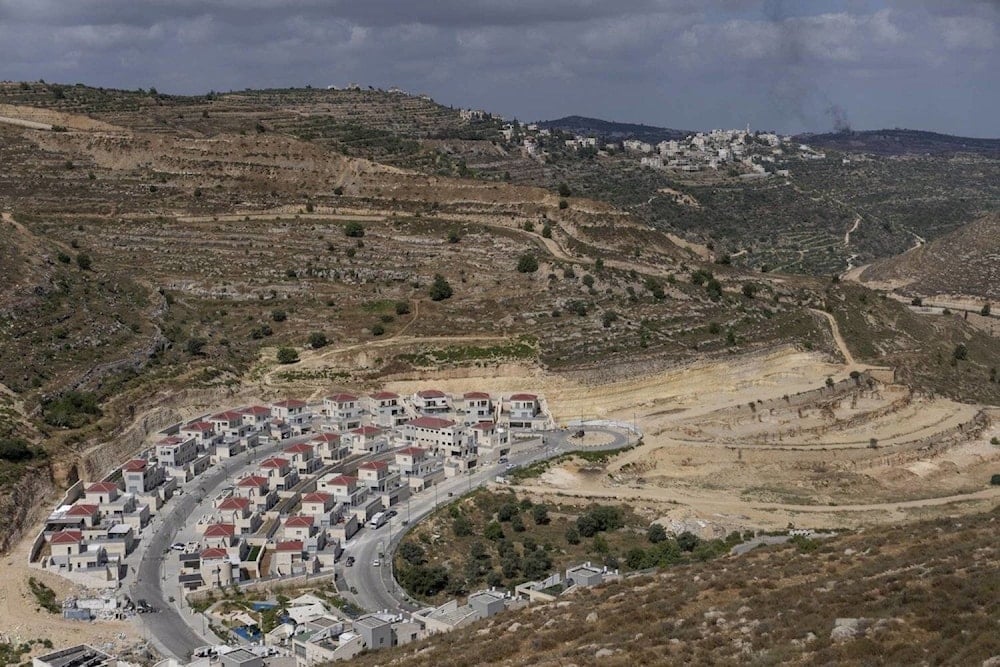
825;104;852;133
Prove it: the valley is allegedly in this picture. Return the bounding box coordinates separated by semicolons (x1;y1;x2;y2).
0;82;997;666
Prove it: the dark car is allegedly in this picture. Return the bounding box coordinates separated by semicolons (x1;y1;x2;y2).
345;556;356;567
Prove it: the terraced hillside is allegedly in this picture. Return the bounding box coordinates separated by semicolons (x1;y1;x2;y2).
858;213;1000;302
0;82;998;566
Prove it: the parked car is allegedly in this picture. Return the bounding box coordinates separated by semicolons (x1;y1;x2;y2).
372;558;381;567
171;543;185;551
345;556;355;567
386;509;397;518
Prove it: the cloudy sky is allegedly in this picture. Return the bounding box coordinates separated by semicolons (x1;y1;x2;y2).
0;0;997;135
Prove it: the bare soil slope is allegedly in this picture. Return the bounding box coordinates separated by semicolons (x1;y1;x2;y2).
858;212;1000;301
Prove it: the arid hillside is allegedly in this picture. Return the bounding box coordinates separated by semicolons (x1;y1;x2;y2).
858;213;1000;302
0;82;998;558
352;505;1000;667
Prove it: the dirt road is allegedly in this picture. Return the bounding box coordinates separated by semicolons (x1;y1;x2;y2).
514;480;1000;529
810;308;855;366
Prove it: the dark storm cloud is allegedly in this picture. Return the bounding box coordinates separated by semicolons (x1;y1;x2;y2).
0;1;996;135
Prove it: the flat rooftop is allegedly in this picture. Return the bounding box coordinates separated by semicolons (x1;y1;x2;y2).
35;644;114;667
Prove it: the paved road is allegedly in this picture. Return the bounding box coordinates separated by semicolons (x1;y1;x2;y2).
130;435;305;661
135;425;632;659
339;427;632;614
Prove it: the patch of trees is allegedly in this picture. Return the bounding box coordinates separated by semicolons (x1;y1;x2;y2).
575;505;624;537
344;222;365;238
398;564;450;597
623;530;745;570
42;391;101;428
0;438;38;463
276;347;299;364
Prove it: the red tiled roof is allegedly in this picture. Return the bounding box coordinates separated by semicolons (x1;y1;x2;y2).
327;475;356;487
464;392;491;399
509;393;538;401
285;515;314;528
358;460;388;470
200;547;228;559
204;523;236;538
284;443;314;455
326;393;359;403
123;459;148;472
51;530;83;545
301;492;331;503
240;405;271;416
66;503;99;517
370;391;399;400
260;457;289;469
311;433;341;443
417;389;446;399
398;446;426;457
350;425;381;436
157;436;184;446
183;421;215;432
406;416;455;430
210;411;244;422
276;540;304;552
86;482;119;494
272;399;307;409
472;421;496;430
219;497;250;511
238;475;268;488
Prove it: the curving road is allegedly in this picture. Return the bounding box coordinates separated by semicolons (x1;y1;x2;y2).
134;425;633;659
130;434;309;660
338;427;633;614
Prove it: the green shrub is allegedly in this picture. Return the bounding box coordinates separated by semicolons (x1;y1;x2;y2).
429;274;453;301
399;542;426;566
29;578;60;614
42;391;101;428
276;347;299;364
517;254;539;273
308;332;328;349
0;438;35;463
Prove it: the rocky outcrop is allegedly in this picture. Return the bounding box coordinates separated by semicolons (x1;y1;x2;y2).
0;464;54;553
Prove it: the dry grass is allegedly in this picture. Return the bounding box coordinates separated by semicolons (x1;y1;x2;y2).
354;505;1000;667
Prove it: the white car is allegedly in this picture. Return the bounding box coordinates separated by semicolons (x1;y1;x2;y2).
372;558;381;567
171;543;184;551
